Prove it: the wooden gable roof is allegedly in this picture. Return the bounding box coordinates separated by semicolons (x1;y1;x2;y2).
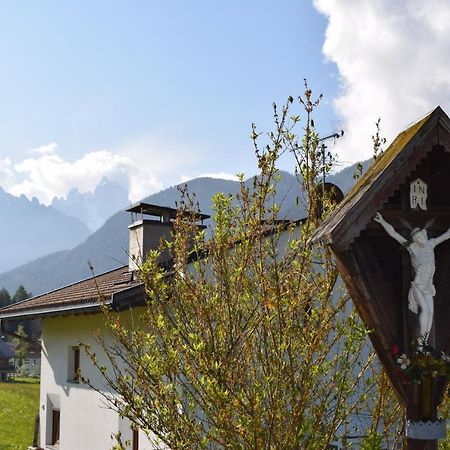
312;106;450;407
312;106;450;251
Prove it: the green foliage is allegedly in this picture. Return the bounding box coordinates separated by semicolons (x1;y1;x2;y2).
0;288;10;308
13;325;29;367
85;86;384;449
360;431;383;450
361;369;402;448
111;432;130;450
12;285;31;304
0;285;29;309
353;162;364;181
372;117;386;161
352;117;386;183
2;285;40;341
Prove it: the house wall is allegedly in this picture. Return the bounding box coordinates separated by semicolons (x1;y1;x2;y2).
0;357;9;366
40;309;157;450
20;354;41;377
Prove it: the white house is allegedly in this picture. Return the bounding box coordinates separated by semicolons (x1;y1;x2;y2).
0;203;209;450
15;341;41;377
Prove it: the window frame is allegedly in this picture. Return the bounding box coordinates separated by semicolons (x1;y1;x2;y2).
67;345;80;383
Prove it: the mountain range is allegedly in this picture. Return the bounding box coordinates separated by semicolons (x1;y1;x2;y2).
0;187;90;273
0;164;367;296
51;178;129;232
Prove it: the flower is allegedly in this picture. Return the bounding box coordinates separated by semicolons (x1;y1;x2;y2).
390;345;399;356
393;345;450;384
397;354;411;369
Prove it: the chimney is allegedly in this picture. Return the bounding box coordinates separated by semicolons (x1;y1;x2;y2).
126;202;209;271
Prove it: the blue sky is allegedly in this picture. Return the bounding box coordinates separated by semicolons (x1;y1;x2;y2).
0;0;336;148
1;1;450;204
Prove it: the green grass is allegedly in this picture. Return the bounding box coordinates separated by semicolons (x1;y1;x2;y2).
0;380;40;450
12;377;39;384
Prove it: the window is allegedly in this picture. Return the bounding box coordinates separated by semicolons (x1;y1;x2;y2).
52;409;60;445
67;346;80;382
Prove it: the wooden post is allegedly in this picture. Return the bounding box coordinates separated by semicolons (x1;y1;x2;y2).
405;379;438;450
406;437;437;450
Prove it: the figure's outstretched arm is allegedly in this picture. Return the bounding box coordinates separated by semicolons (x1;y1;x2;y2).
433;227;450;246
374;212;407;245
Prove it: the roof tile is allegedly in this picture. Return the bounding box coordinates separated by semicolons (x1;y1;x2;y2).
0;266;141;316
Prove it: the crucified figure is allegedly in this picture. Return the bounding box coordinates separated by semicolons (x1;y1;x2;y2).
374;212;450;345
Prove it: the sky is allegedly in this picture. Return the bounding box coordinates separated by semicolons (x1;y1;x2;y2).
1;1;450;205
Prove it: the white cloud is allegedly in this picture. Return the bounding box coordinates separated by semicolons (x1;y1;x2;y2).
177;172;239;187
2;133;208;205
0;157;15;189
198;172;240;181
114;133;207;200
27;142;58;155
5;144;163;205
314;0;450;164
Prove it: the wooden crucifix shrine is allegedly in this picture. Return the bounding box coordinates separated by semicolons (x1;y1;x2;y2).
312;106;450;449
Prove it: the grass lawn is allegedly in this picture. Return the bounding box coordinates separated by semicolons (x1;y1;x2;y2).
0;379;40;450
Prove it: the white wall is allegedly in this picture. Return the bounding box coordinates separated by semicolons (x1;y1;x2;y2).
40;310;156;450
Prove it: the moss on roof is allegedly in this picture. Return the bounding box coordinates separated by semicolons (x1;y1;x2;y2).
311;108;441;246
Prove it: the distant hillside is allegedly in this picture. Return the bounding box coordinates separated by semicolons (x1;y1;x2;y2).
0;188;90;273
328;160;372;194
0;177;241;295
0;166;363;296
52;177;129;232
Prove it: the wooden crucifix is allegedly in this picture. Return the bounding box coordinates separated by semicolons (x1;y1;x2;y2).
311;107;450;449
374;210;450;347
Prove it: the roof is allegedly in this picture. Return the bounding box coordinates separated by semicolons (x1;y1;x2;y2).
311;106;450;251
127;201;210;221
0;341;15;359
0;266;143;320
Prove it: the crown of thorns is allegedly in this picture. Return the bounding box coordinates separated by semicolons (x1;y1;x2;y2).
399;218;435;234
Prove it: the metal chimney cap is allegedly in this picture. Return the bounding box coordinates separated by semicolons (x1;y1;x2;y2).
126;202;210;222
